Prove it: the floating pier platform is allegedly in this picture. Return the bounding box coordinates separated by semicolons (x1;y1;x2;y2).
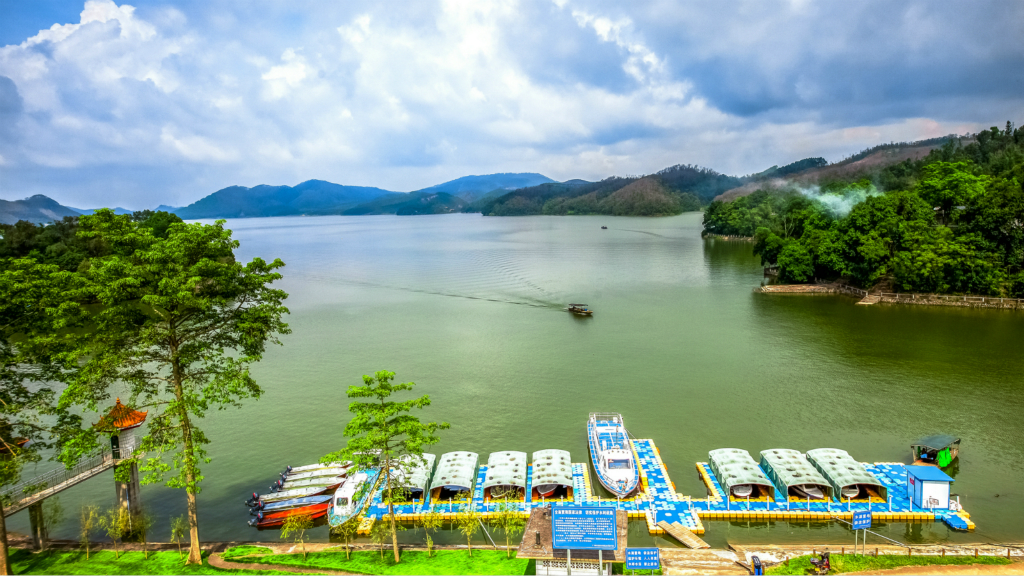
357;438;975;534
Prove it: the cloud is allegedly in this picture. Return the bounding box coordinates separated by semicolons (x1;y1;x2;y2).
0;0;1020;209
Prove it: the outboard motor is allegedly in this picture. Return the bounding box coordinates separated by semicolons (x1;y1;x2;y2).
286;465;293;473
245;492;259;507
247;518;257;527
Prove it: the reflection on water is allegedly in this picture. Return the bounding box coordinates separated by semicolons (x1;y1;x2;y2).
10;213;1023;547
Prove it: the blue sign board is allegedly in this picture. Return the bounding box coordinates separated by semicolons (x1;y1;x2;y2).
551;506;617;550
625;548;660;570
852;511;872;530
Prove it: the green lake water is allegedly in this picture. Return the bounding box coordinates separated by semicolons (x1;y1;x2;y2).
11;212;1024;549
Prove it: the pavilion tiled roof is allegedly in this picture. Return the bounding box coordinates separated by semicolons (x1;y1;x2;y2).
96;398;148;431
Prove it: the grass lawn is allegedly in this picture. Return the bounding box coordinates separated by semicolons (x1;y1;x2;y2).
766;553;1012;575
225;548;530;575
220;546;274;561
9;549;289;575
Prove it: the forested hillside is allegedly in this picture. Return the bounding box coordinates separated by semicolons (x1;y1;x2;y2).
477;164;737;217
703;122;1024;296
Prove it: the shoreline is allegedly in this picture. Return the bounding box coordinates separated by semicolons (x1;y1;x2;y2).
760;284;1024;310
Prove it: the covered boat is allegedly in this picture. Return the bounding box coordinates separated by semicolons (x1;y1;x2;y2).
249;502;330;528
531;449;573;500
482;451;527;502
759;449;832;500
429;451;479;502
328;470;380;528
708;448;775;501
911;435;960;468
393;453;436;502
588;413;639;498
806;448;887;501
568;304;593;316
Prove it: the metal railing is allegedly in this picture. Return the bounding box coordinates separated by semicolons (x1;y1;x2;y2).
877;293;1024;304
1;436;138;506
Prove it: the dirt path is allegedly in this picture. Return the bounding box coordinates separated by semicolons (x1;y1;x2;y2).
207;552;357;575
847;561;1024;575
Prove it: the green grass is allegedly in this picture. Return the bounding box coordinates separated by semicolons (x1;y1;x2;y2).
232;549;531;575
766;553;1013;575
220;546;274;561
10;549;289;575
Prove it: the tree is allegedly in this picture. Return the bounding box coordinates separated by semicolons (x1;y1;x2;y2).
420;508;444;557
321;370;448;563
133;510;155;559
170;514;188;560
370;520;392;560
60;211;290;564
456;510;480;557
280;514;314;561
100;506;131;559
330;519;359;560
0;257;88;574
79;505;99;560
490;499;525;559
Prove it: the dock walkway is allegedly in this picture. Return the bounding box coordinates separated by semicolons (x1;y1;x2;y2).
356;440;974;535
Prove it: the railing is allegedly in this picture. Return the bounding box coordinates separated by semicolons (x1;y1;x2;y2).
877;293;1024;304
1;436;138;506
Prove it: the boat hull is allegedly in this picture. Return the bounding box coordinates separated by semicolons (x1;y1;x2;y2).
253;503;329;528
587;414;640;498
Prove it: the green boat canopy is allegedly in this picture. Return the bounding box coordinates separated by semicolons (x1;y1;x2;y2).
759;449;832;499
395;453;435;496
482;451;528;496
709;448;775;501
805;448;887;501
429;451;478;493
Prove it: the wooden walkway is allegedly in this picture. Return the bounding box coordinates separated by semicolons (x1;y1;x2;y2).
657;520;710;549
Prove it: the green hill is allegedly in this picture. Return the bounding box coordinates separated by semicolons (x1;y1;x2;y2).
343;192;466;215
0;194;82;224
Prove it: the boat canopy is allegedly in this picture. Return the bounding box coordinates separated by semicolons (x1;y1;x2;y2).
532;449;572;488
708;448;775;501
759;449;832;499
429;451;478;492
805;448;887;500
395;453;435;496
482;451;528;496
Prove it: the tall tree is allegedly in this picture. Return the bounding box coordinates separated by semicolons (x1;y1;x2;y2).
322;370;448;563
60;210;289;564
0;258;86;575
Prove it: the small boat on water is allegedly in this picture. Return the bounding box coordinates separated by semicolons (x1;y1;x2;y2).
393;454;435;502
328;470;380;528
253;484;339;505
568;304;593;316
429;451;479;503
284;461;348;475
282;465;350;482
587;413;639;498
249;502;330;528
531;449;572;500
805;448;888;502
251;494;332;514
759;449;832;501
601;226;607;229
483;451;527;501
273;475;347;492
911;435;960;468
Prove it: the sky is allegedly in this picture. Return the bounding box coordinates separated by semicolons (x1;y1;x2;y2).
1;0;1022;209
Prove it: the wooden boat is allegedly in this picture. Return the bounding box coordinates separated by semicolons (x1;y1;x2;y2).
587;413;639;498
255;484;338;505
282;466;350;481
601;226;607;229
249;502;330;528
275;475;347;492
328;470;380;528
567;303;593;316
911;435;960;468
284;461;348;475
251;494;332;514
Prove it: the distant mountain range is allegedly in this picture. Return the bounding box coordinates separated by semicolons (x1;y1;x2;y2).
1;195;83;225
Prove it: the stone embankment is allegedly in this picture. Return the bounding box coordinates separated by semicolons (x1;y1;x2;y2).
760;283;1024;310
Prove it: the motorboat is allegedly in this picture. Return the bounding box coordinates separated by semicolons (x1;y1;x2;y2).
282;465;350;482
273;475;347;492
252;484;338;505
250;494;332;514
911;435;960;468
249;502;330;528
328;470;379;528
587;413;639;498
568;304;593;316
284;461;349;475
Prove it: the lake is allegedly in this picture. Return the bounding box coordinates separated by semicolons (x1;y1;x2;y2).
12;212;1024;548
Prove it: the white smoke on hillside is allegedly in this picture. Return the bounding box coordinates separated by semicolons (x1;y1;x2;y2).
795;184;881;218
